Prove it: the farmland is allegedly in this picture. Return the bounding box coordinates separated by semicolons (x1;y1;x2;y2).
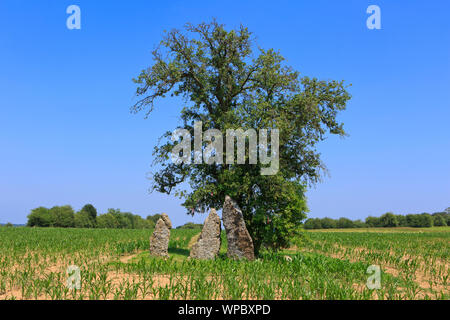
0;226;448;300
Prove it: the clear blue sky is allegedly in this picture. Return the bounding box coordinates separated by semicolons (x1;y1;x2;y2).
1;0;449;226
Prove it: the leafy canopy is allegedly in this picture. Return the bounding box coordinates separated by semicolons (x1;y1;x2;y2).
132;20;351;253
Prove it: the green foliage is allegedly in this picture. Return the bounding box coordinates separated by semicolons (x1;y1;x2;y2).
80;204;97;226
48;206;75;228
336;217;355;229
73;204;98;228
352;219;366;228
365;216;382;228
304;218;322;230
420;213;434;228
300;211;447;230
146;214;162;228
132;214;153;229
380;212;399;227
97;209;128;229
132;20;350;254
27;206;152;230
96;209;152;229
176;222;203;229
304;217;364;229
27;205;75;228
74;210;96;228
439;208;450;225
243;179;308;253
96;210;119;229
27;207;52;227
433;215;447;227
321;217;337;229
406;213;433;228
396;214;408;227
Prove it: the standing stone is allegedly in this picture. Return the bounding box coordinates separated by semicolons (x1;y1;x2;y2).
189;209;222;260
149;213;172;257
222;196;255;260
161;213;172;229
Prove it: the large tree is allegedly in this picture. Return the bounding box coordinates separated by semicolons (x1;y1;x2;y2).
132;21;351;254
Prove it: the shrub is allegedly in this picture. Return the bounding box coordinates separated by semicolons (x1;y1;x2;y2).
406;213;433;228
396;214;408;227
380;212;399;227
146;214;162;227
79;204;97;227
433;215;447;227
353;219;367;228
74;210;96;228
49;205;75;228
27;207;52;227
320;217;337;229
304;218;322;229
97;209;151;229
176;222;203;229
337;217;354;228
365;216;382;228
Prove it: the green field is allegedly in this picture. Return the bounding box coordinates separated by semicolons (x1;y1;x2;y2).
0;226;448;300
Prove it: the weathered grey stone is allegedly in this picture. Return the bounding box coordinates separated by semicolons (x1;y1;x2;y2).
222;196;255;260
161;212;172;229
149;216;171;257
189;209;221;260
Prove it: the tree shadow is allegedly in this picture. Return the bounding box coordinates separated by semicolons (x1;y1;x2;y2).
168;247;190;257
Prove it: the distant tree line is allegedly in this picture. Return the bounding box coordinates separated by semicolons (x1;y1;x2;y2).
175;222;203;230
26;204;163;229
304;209;450;229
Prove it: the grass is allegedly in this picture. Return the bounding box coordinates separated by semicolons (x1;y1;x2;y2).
0;226;448;300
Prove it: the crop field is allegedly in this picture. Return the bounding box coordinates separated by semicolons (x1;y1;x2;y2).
0;226;448;300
